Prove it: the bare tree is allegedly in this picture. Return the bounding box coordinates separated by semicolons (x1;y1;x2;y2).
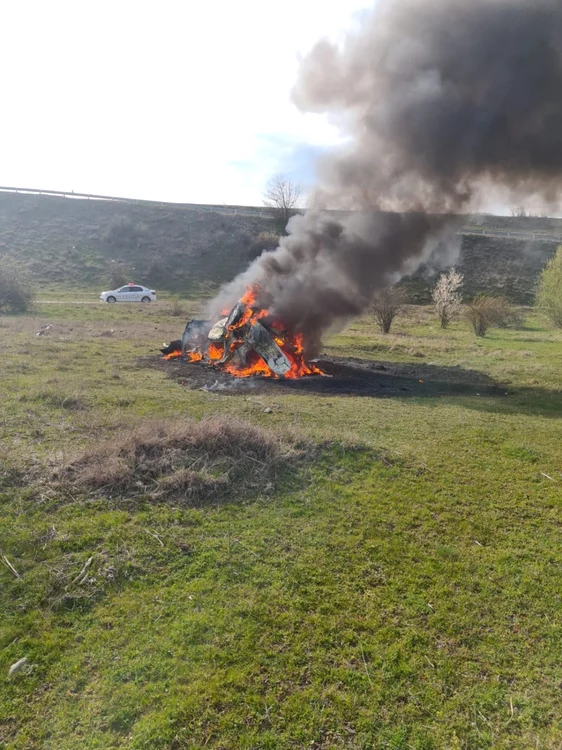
263;175;303;228
370;286;407;334
432;267;464;328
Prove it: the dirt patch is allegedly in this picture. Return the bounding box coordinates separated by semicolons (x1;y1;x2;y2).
144;354;507;399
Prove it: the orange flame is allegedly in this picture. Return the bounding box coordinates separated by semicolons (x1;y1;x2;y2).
207;343;224;361
282;333;325;379
162;285;324;379
224;353;275;378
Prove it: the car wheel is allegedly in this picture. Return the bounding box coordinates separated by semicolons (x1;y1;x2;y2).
141;296;151;303
107;296;117;303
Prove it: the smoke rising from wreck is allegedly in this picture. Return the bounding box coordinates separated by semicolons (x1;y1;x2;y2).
212;0;562;356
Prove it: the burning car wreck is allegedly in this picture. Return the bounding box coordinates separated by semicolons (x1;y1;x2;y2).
161;288;324;379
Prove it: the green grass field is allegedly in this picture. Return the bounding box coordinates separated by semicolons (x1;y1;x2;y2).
1;296;561;749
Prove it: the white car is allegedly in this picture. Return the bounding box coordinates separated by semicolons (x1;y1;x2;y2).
99;284;157;303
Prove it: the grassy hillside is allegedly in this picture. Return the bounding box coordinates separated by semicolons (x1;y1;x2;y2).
0;193;277;292
402;234;558;304
457;234;557;303
0;192;559;301
1;297;561;748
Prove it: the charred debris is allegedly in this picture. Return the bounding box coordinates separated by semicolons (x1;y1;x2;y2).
161;288;324;379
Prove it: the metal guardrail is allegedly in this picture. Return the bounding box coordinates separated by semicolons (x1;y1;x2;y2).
0;185;271;217
461;228;562;243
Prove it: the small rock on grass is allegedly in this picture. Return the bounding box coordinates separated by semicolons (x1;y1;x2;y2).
8;657;28;677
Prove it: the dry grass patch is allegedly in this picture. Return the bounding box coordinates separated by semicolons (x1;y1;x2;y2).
60;418;309;504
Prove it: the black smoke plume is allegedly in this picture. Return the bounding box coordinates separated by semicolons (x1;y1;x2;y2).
212;0;562;355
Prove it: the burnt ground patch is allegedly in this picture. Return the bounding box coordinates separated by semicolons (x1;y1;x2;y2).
144;354;507;399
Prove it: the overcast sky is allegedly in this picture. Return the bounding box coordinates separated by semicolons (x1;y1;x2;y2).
1;1;370;205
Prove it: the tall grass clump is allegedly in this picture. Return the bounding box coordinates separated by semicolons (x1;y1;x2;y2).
60;418;307;504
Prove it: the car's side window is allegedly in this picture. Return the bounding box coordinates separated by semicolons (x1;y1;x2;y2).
119;287;130;293
131;286;143;292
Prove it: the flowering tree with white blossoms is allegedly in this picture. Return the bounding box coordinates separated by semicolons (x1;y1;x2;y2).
432;268;464;328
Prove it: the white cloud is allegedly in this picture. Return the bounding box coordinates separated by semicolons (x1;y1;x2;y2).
0;0;370;204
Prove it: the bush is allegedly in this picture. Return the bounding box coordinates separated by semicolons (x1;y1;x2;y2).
0;264;35;313
432;268;463;328
494;304;526;329
464;295;513;337
535;246;562;327
484;296;524;329
370;286;407;334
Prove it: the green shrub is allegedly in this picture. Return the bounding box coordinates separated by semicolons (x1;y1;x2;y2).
535;246;562;327
0;263;35;313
